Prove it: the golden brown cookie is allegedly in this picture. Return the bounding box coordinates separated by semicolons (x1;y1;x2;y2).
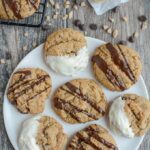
68;124;118;150
109;94;150;138
123;94;150;136
7;68;52;114
53;79;107;124
91;43;142;91
37;116;67;150
0;0;40;20
19;115;67;150
44;28;86;56
43;28;89;76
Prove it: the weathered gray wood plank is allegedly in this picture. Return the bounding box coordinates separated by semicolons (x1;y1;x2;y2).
0;0;150;149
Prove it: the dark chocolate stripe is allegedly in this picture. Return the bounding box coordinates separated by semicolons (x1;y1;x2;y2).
106;43;136;82
9;70;31;89
75;133;102;150
13;75;49;99
54;98;98;120
4;0;22;19
54;98;80;122
86;126;118;150
64;82;105;115
92;55;126;90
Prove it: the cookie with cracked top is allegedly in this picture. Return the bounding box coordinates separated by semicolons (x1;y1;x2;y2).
7;68;52;114
53;79;107;124
68;124;118;150
91;43;142;91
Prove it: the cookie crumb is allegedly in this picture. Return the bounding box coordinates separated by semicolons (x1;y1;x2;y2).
32;42;37;47
68;11;73;19
118;40;127;45
78;24;86;31
46;16;50;22
73;5;78;10
128;36;135;43
74;19;81;27
62;15;68;20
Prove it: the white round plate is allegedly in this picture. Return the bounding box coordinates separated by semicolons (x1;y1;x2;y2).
3;37;149;150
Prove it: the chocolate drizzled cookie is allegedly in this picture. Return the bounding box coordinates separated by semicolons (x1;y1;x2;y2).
0;0;40;20
7;68;52;114
68;124;118;150
92;43;142;91
53;79;107;124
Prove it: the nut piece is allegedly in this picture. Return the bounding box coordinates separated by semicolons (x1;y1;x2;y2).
102;25;109;30
55;2;60;9
68;11;73;19
122;16;128;22
49;0;55;6
81;2;86;7
141;22;148;30
109;17;115;23
107;28;112;34
73;5;78;10
32;42;37;47
23;45;28;51
133;31;139;38
24;32;28;37
112;29;118;38
0;59;6;64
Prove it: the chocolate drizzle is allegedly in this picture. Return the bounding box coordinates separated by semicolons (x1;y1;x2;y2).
4;0;22;19
54;98;98;121
92;55;126;90
106;43;136;83
64;82;105;115
15;75;49;99
85;126;118;150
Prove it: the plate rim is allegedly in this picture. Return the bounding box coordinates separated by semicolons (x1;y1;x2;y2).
3;37;149;150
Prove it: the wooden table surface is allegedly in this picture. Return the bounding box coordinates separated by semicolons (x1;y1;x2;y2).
0;0;150;149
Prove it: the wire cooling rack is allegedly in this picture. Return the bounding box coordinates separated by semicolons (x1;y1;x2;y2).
0;0;47;27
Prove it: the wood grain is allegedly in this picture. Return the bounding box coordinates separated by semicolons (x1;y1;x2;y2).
0;0;150;149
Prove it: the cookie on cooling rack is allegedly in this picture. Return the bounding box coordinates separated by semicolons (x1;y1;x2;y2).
0;0;41;20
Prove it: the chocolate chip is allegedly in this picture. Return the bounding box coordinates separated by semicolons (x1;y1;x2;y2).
128;36;135;43
89;24;97;30
5;51;12;59
78;24;86;31
74;19;81;27
138;15;147;22
111;6;119;13
118;40;127;45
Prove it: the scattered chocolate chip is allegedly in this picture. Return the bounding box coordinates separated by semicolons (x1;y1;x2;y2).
89;24;97;30
5;51;12;60
118;40;127;45
138;15;147;22
41;24;51;30
74;19;81;27
78;24;86;31
128;36;135;43
111;6;119;13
